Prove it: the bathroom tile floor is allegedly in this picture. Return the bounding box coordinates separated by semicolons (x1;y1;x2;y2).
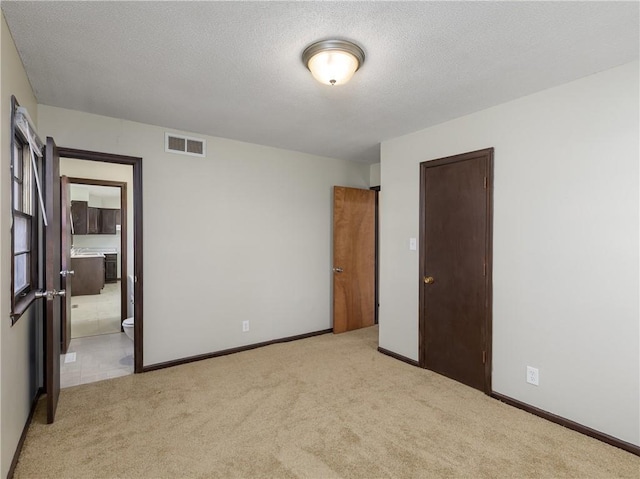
71;281;121;338
60;332;133;388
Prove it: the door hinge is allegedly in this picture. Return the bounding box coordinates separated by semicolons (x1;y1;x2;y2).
482;351;487;364
483;260;487;277
483;177;487;189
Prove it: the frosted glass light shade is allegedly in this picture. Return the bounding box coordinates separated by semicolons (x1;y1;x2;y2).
308;50;359;86
302;40;365;86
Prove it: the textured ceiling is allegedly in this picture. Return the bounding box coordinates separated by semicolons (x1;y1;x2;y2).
3;1;638;164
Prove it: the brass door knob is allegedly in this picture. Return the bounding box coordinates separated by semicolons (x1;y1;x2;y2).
423;276;435;284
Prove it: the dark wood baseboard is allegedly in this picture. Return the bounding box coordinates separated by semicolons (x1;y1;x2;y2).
143;328;333;372
377;347;420;367
491;392;639;457
8;387;43;479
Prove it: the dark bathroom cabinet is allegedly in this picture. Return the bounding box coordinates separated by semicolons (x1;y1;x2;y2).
100;209;117;234
71;201;88;234
87;207;100;234
104;253;118;283
71;201;120;235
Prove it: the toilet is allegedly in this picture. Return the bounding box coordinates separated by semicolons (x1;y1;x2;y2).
122;317;134;341
123;275;135;341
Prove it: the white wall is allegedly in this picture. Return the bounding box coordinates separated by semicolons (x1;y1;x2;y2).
69;184;89;202
0;13;40;478
370;163;381;187
38;106;370;366
69;184;121;208
379;61;639;446
100;196;120;209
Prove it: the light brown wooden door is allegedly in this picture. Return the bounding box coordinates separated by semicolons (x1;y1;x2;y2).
419;148;493;393
333;186;375;333
60;175;72;353
44;137;62;423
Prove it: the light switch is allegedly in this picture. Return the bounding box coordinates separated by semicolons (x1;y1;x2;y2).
409;238;417;251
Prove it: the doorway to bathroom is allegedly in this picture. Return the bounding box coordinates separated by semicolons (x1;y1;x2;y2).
61;176;131;387
65;178;127;343
57;151;141;388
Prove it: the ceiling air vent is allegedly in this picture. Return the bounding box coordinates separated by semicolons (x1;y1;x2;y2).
165;132;206;158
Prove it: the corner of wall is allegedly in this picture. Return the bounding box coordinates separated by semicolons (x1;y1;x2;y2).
369;163;381;187
1;12;40;478
378;61;640;445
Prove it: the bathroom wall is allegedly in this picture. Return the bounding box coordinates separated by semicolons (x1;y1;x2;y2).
99;196;120;209
379;61;639;445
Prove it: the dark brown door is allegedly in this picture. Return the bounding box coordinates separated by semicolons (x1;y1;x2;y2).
419;148;493;393
333;186;375;333
60;176;72;353
44;137;62;423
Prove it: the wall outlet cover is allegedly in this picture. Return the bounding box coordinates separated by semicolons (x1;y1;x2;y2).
242;320;250;332
526;366;539;386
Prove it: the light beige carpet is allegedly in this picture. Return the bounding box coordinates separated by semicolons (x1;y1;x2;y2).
15;326;639;478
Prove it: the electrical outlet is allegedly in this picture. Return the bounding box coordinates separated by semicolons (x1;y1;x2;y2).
64;352;77;363
526;366;539;386
242;321;250;332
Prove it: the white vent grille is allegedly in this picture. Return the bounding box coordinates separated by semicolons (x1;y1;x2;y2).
165;133;206;157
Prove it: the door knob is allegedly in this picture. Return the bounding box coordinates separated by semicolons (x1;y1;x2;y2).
333;267;343;273
60;270;75;277
35;289;66;301
423;276;435;284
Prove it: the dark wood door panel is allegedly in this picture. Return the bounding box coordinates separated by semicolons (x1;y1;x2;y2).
420;149;493;393
45;137;61;423
61;176;72;353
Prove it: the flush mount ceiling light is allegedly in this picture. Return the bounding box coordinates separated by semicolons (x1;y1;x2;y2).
302;39;365;86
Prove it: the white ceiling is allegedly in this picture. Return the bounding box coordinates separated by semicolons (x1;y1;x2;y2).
3;1;638;164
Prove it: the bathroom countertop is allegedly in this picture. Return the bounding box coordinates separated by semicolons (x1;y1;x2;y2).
71;247;118;257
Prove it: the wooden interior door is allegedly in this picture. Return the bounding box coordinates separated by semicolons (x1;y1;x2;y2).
60;175;72;353
419;148;493;393
333;186;375;333
44;137;62;423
